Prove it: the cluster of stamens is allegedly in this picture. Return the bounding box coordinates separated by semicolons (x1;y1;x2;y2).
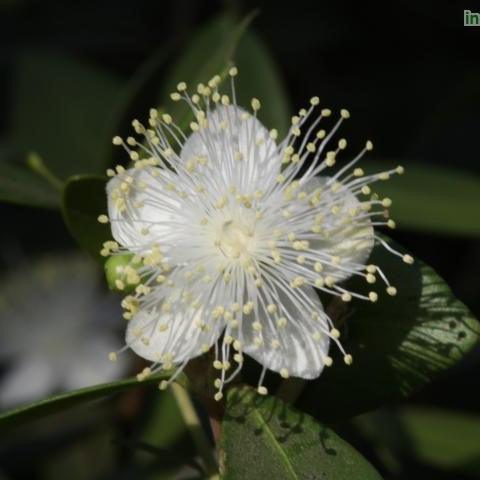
99;66;413;400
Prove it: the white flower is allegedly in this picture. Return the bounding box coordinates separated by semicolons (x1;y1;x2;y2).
103;68;412;399
0;255;128;407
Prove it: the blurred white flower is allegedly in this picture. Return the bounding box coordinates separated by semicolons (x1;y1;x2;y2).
102;67;413;399
0;254;128;407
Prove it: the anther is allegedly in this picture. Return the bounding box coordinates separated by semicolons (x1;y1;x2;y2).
387;286;397;296
323;356;333;367
341;292;352;302
257;386;268;395
330;328;340;339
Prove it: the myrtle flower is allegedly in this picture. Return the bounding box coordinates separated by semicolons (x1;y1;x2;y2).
0;255;128;407
101;67;412;400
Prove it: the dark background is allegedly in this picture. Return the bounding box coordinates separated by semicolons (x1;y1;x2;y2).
0;0;479;478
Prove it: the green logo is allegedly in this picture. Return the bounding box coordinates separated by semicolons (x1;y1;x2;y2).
464;9;480;26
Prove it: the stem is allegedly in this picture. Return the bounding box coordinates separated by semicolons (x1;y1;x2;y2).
170;383;219;480
27;152;63;191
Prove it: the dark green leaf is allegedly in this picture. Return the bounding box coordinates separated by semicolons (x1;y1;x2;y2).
296;238;480;422
10;50;122;180
399;407;480;476
159;14;254;130
0;374;169;433
104;45;173;166
61;175;110;262
221;385;382;479
234;30;291;136
355;407;480;477
0;149;59;208
42;429;116;480
363;160;480;237
140;390;187;449
160;13;291;136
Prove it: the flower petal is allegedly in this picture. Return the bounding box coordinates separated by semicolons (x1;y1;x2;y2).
107;167;183;253
241;284;330;379
126;291;224;365
0;357;55;407
303;176;374;282
180;105;280;193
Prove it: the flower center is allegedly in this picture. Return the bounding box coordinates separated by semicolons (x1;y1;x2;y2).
216;219;256;260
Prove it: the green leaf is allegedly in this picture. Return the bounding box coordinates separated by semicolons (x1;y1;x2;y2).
234;30;291;136
0;148;59;208
221;385;382;479
296;238;480;422
363;160;480;237
61;175;110;262
42;429;116;480
355;407;480;477
160;14;255;131
132;390;190;480
104;45;173;166
399;407;480;476
0;374;169;433
10;50;122;180
160;14;291;136
140;390;187;449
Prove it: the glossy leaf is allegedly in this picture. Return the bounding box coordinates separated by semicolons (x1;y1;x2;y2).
61;175;110;262
0;374;169;433
363;160;480;237
221;385;382;479
295;238;480;422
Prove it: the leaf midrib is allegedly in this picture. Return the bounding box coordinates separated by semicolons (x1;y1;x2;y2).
251;407;299;479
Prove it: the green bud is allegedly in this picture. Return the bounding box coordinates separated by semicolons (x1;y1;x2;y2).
104;254;141;294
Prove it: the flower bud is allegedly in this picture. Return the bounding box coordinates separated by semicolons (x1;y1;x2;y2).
104;254;141;293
